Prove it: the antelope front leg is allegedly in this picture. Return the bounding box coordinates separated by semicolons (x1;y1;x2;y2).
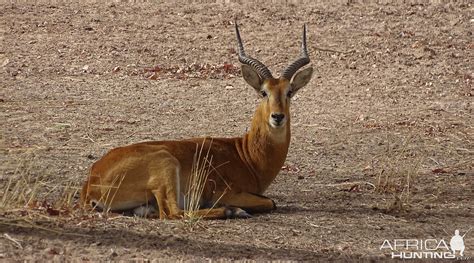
220;192;276;215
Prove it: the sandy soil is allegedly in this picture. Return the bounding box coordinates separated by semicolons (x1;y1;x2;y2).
1;1;472;261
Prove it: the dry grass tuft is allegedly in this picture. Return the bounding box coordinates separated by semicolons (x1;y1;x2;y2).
1;152;81;216
183;139;214;222
1;153;43;210
87;173;126;217
373;135;423;207
182;139;228;226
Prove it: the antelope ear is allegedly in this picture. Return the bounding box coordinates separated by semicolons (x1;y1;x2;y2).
241;64;263;91
290;67;313;95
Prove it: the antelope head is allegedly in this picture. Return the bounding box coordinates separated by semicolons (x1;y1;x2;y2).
235;23;313;134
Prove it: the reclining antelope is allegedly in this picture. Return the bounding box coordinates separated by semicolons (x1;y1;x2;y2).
81;23;313;219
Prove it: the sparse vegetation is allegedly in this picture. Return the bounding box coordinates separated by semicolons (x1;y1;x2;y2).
0;152;81;215
374;135;423;207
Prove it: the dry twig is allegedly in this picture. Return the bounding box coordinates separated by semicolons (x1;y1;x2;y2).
3;233;23;249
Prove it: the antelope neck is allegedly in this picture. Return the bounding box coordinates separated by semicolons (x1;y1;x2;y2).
239;106;291;193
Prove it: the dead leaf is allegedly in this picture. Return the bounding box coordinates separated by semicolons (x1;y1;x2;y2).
46;206;60;216
223;63;235;73
281;165;300;173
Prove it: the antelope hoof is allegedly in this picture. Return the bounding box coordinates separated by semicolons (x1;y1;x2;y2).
225;207;253;219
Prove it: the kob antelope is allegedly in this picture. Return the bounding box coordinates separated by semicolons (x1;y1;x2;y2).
81;23;313;219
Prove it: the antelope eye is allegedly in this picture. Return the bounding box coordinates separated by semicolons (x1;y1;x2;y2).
287;90;293;97
260;90;268;97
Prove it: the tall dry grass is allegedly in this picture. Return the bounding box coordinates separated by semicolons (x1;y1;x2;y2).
1;153;44;210
183;139;213;221
86;173;126;216
1;152;81;219
182;139;228;224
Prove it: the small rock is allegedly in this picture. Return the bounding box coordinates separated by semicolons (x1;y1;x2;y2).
82;65;89;72
413;48;425;59
112;66;120;72
225;85;234;90
413;47;435;59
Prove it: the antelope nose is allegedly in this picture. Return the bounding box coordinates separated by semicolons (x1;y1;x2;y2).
271;113;285;124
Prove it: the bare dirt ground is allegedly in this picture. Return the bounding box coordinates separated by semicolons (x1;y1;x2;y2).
1;1;472;261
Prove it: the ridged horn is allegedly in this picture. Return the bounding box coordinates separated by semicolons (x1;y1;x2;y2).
235;22;274;80
281;24;310;80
